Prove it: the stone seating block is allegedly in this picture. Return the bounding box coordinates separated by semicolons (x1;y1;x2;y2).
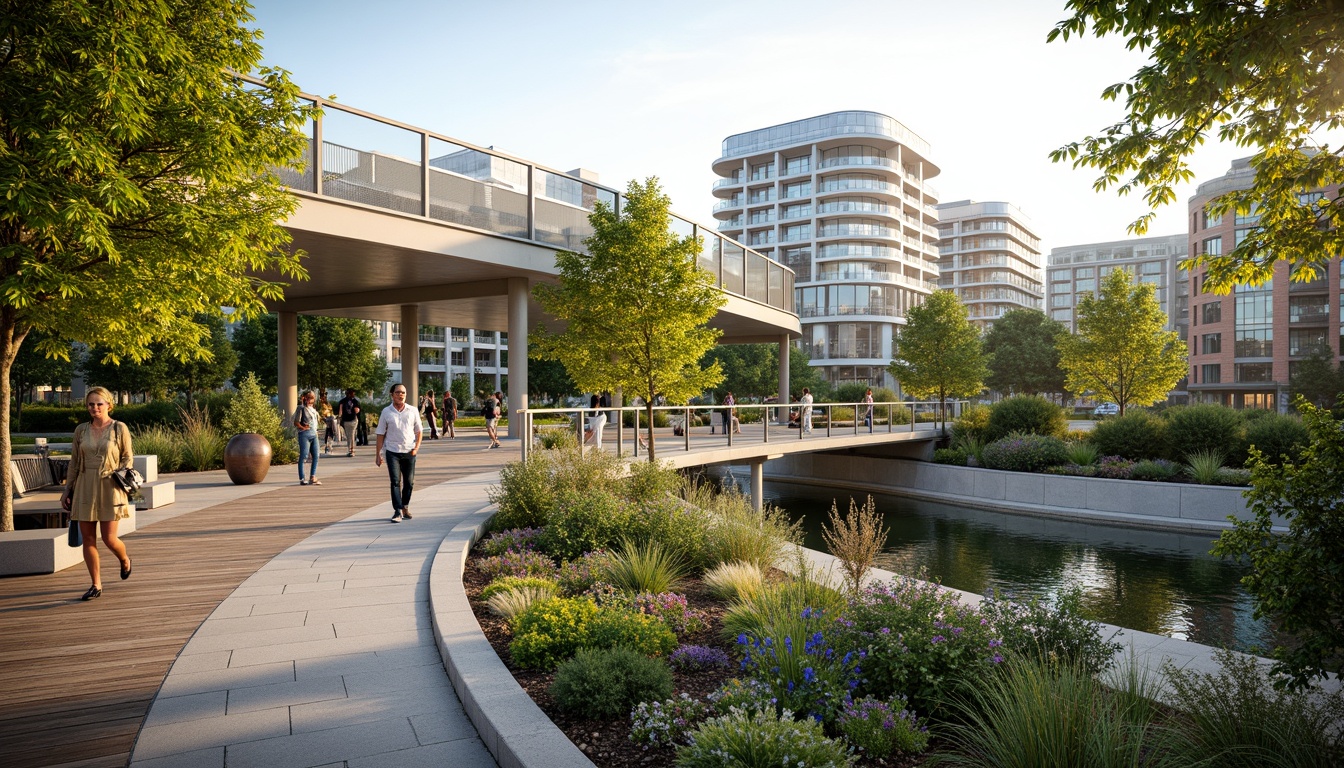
134;455;159;483
138;480;174;509
0;507;137;576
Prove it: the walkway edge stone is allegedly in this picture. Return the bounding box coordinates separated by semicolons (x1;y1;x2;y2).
429;504;595;768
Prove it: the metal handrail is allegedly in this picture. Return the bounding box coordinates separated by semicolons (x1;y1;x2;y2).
517;400;965;461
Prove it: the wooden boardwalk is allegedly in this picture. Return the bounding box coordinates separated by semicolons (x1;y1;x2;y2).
0;439;515;768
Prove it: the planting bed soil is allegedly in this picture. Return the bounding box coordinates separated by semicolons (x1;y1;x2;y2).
464;549;928;768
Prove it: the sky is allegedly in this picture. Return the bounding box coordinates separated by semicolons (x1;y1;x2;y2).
249;0;1262;255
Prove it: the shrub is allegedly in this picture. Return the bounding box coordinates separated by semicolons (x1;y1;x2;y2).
538;489;632;561
477;549;558;581
1129;458;1182;482
932;658;1164;768
1064;440;1099;466
722;571;847;645
626;496;714;573
1244;413;1309;466
624;459;682;504
984;395;1068;442
1164;403;1247;464
588;607;679;657
509;597;597;670
489;442;625;529
978;587;1122;675
550;647;672;720
1088;411;1166;460
537;428;576;450
837;695;928;758
631;592;707;637
675;707;853;768
706;678;779;716
821;495;888;595
487;586;556;620
702;561;764;602
688;482;800;570
602;540;687;595
622;409;671;428
221;372;294;464
836;576;1001;713
736;609;863;723
668;644;731;671
478;527;544;557
1186;449;1225;485
1162;649;1344;768
177;404;226;471
132;425;183;473
1215;467;1252;486
480;575;558;602
950;404;991;444
556;551;611;595
980;434;1069;473
1093;455;1136;479
630;693;712;750
933;447;970;466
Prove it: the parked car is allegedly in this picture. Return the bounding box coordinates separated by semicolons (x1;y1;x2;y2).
1092;402;1120;417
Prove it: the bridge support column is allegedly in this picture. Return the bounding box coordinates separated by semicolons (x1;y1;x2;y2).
777;334;791;424
749;458;765;512
278;311;298;422
506;278;528;439
400;304;419;406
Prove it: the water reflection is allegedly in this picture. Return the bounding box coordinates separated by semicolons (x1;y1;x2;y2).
756;481;1278;655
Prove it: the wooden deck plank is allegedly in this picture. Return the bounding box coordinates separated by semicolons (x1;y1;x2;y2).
0;444;505;768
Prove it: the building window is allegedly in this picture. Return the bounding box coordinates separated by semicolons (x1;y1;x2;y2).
1201;364;1221;384
1050;295;1072;307
1234;362;1274;382
1235;328;1272;357
782;224;811;242
750;161;775;181
1051;282;1071;294
1202;302;1222;324
1202;333;1221;354
1289;295;1328;324
1074;267;1094;279
1202;237;1222;256
1074;278;1096;292
450;350;465;367
1289;328;1328;356
1050;269;1070;281
390;348;401;363
785;155;810;175
783;181;812;199
474;350;494;368
419;348;444;366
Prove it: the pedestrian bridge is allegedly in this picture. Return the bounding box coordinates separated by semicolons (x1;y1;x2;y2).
249;79;800;420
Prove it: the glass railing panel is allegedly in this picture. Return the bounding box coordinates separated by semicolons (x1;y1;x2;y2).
320;107;423;216
425;137;529;238
699;233;722;282
746;252;769;303
274;98;317;192
722;240;745;295
533;169;603;251
669;215;695;240
768;261;784;307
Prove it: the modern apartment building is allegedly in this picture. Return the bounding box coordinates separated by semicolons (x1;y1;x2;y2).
1046;234;1191;342
1185;156;1342;410
935;200;1044;327
373;322;506;398
711;111;942;390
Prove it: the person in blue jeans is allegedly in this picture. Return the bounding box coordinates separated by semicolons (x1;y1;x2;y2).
375;383;423;523
292;390;321;485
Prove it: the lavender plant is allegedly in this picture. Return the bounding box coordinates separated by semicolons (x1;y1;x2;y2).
668;644;731;672
837;694;929;758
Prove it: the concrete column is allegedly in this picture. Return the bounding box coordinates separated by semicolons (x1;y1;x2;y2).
506;278;529;439
400;305;419;406
778;334;791;424
278;311;298;421
750;459;764;512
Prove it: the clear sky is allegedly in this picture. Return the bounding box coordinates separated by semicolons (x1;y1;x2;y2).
250;0;1264;255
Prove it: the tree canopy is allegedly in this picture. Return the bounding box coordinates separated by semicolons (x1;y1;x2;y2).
1289;350;1344;410
982;309;1068;396
532;177;725;460
0;1;313;530
888;290;987;415
10;330;77;430
231;314;386;396
1057;269;1187;415
1048;1;1343;292
83;312;236;404
1212;397;1344;689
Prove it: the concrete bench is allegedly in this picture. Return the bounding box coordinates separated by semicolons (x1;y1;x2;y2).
0;507;138;576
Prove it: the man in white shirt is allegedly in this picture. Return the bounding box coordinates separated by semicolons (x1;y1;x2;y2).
376;383;423;523
800;387;814;434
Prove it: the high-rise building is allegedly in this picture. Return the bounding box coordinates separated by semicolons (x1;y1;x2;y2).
711;111;942;390
935;200;1044;327
1186;156;1341;410
1046;234;1190;338
372;323;506;398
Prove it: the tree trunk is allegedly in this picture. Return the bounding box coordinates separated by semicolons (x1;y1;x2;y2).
645;402;656;462
0;313;29;533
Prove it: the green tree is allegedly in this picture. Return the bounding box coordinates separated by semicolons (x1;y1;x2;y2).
230;313;279;391
1212;397;1344;689
82;345;170;399
1057;270;1187;416
164;313;237;407
1289;350;1344;409
702;343;777;400
982;309;1068;396
887;290;987;423
10;331;77;430
528;342;579;406
221;371;294;463
0;2;313;531
789;345;828;401
533;178;726;460
230;314;383;396
1048;1;1343;292
450;375;472;409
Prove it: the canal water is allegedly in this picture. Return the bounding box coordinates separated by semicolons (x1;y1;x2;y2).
744;478;1278;656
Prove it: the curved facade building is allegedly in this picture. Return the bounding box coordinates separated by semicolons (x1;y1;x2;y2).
712;111;942;389
935;200;1043;328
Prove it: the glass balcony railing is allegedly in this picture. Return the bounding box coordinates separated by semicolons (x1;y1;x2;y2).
253;75;795;317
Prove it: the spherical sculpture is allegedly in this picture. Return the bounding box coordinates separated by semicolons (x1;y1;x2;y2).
224;432;272;485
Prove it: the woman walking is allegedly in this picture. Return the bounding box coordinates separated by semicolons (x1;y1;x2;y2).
293;390;321;485
61;386;134;601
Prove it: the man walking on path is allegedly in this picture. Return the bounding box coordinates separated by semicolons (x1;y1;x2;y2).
337;388;361;456
442;390;457;439
423;389;439;440
376;383;423;523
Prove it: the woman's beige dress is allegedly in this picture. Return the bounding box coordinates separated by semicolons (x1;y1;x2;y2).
67;421;134;522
